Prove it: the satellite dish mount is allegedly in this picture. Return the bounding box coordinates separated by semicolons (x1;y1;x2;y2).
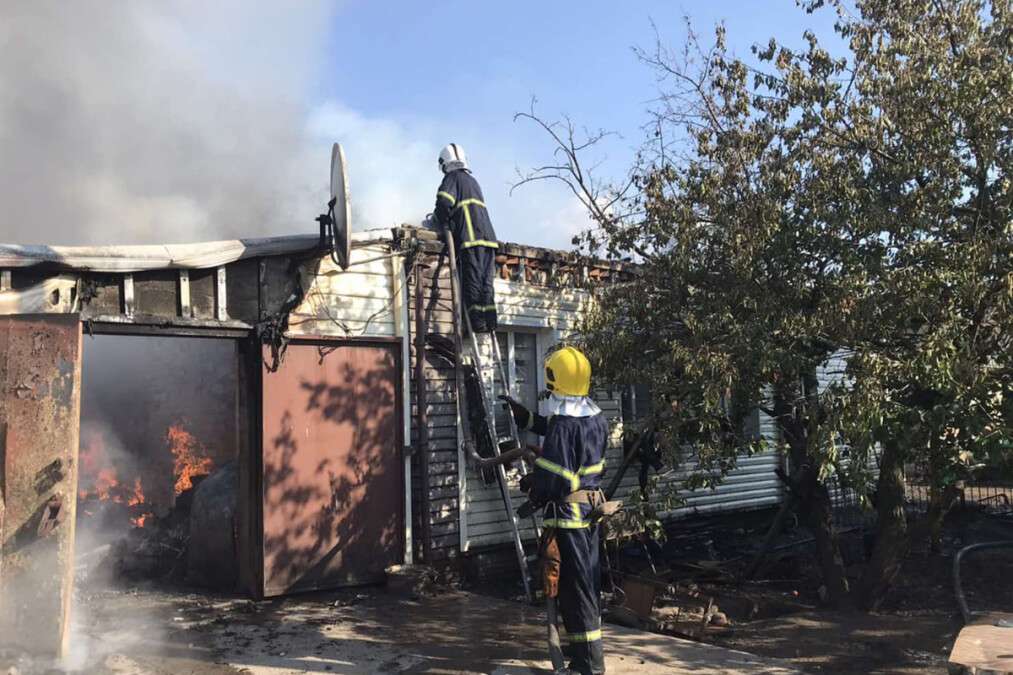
315;142;352;270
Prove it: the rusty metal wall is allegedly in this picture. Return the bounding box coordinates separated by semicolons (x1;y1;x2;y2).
0;314;82;657
260;340;402;596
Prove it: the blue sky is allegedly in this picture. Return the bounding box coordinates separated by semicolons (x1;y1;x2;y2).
2;1;845;247
310;1;844;249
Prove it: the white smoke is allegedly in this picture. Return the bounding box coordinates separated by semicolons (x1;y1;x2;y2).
0;1;337;245
0;1;593;249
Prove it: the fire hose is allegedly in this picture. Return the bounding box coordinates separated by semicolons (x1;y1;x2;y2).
464;444;537;470
954;540;1013;624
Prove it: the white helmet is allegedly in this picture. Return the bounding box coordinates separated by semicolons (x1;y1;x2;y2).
438;143;468;173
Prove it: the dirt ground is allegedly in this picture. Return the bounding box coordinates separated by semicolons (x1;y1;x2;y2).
4;506;1008;674
1;583;798;675
582;507;1013;675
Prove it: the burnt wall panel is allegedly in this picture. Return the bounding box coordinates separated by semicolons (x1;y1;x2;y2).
226;259;260;324
133;269;179;318
81;274;121;316
259;257;297;319
189;269;216;320
9;270;52;291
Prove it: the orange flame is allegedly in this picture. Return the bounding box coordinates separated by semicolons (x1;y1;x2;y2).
77;421;213;528
93;468;119;500
167;423;214;495
127;477;144;506
78;432;126;502
128;477;151;527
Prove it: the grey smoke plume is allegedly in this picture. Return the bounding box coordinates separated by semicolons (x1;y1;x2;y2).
0;1;594;250
0;1;338;246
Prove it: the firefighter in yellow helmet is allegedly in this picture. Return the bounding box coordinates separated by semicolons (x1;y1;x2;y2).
503;346;607;675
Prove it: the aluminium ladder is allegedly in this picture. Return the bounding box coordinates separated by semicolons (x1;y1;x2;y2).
443;234;540;601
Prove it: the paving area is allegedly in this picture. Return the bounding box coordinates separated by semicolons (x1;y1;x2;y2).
205;590;797;674
2;584;797;674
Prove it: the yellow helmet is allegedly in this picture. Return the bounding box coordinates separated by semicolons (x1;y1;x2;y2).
544;346;591;397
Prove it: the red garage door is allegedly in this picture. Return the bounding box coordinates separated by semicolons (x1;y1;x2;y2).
260;340;403;597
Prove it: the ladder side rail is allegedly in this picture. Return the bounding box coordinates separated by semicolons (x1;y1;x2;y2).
489;333;542;539
446;235;533;601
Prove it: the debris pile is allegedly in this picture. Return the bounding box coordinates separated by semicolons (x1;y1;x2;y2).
76;476;207;584
75;420;220;584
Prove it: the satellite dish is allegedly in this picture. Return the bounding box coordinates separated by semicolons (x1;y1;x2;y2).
329;143;352;269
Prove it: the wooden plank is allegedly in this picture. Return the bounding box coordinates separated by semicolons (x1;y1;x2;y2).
429;521;459;537
496;291;586;312
430;534;460;551
424;474;459;488
286;316;397;338
425;486;460;501
311;280;395;303
293;297;396;321
419;438;459;452
311;273;393;294
428;462;458;475
949;613;1013;671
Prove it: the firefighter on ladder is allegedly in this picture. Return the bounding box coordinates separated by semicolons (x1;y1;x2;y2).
433;142;498;333
504;346;608;675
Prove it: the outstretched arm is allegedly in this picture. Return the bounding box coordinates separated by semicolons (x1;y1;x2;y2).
499;395;548;435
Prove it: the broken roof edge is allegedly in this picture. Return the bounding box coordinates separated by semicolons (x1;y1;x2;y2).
395;224;630;272
0;223;629;274
0;228;393;273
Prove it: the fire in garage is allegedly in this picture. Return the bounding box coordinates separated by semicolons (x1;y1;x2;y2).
75;335;239;583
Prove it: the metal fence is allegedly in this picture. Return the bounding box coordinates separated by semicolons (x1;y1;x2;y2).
826;454;1013;530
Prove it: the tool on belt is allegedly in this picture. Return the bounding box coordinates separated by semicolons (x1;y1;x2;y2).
539;527;566;672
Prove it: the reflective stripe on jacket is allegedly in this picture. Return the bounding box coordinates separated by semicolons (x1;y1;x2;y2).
434;169;498;251
531;413;608;529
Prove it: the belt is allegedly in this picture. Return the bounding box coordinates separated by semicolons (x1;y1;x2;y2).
559;489;622;521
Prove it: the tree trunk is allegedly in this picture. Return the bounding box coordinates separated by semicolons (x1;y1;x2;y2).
774;376;850;608
856;438;908;611
743;495;796;580
926;483;962;553
802;473;851;607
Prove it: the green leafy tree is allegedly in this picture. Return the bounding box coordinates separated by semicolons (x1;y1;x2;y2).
517;0;1012;609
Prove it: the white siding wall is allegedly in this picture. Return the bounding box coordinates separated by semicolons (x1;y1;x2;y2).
817;351;850;391
606;408;782;519
463;279;614;549
816;350;870;505
287;243;398;338
462;278;784;549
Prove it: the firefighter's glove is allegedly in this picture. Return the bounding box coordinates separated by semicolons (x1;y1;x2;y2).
518;473;535;494
517;500;536;519
498;395;531;430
